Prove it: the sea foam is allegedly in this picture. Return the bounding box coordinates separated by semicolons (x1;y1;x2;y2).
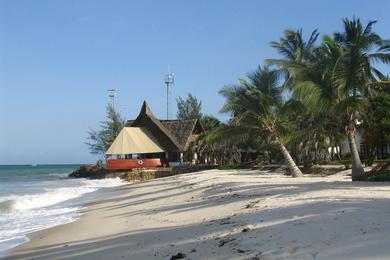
0;177;124;252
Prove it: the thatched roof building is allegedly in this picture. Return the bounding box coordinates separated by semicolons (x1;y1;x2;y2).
126;101;203;161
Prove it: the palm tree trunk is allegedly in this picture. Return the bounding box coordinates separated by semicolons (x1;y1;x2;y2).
347;131;365;180
278;140;303;177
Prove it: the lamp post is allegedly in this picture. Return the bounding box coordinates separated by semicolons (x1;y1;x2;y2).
107;89;116;108
164;72;174;120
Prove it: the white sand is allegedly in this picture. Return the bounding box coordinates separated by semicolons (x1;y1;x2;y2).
5;169;390;260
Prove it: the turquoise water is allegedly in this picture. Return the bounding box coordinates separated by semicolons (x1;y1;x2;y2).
0;164;79;178
0;164;123;253
0;164;80;195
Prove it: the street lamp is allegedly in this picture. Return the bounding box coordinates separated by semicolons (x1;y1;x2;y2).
164;72;174;120
107;89;116;108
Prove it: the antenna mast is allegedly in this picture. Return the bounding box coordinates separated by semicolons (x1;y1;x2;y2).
107;89;116;108
164;71;174;120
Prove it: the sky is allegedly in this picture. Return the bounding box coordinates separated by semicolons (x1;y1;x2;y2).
1;0;389;164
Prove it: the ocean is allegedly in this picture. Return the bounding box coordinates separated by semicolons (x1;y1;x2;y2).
0;164;123;253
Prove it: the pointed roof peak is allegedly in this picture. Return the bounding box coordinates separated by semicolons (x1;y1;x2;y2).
133;101;182;151
129;101;205;152
140;100;154;116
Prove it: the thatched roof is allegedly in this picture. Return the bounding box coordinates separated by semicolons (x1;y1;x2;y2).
127;101;203;152
160;119;203;151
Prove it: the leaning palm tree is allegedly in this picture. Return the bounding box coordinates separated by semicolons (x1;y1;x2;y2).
286;35;346;166
220;66;303;177
269;29;340;166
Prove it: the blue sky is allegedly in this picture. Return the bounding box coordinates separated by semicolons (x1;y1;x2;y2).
1;0;389;164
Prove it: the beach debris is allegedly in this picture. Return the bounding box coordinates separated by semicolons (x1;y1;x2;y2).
248;252;263;259
218;238;236;247
245;200;260;209
311;251;319;258
242;227;251;232
170;252;187;259
220;217;233;225
236;248;250;253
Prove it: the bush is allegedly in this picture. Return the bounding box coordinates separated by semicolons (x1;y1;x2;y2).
366;171;390;182
373;158;390;164
218;163;244;170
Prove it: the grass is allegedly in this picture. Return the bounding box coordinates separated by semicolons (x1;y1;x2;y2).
218;164;245;170
302;166;343;176
365;171;390;182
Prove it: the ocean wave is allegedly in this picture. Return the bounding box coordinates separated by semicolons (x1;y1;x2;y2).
0;177;124;213
47;172;70;178
0;200;14;213
0;207;78;252
0;177;124;252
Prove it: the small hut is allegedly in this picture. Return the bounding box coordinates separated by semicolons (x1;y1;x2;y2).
106;101;204;170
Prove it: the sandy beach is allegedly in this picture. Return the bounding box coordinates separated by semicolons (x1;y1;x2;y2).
5;169;390;260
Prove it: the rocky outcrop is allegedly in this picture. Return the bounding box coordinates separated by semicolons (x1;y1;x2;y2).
69;164;218;182
69;164;110;179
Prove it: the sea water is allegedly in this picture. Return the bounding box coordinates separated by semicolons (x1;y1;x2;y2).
0;164;123;253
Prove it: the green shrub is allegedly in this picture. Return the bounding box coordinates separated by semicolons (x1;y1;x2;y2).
218;163;244;170
366;171;390;182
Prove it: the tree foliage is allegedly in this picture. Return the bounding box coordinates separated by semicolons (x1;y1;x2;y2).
219;66;303;177
267;17;390;179
86;104;125;155
362;91;390;165
176;93;202;120
208;17;389;178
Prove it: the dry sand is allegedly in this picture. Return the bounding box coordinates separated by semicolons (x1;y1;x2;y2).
5;169;390;260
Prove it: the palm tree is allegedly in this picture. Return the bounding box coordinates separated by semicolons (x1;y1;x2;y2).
269;29;319;90
220;66;303;177
271;18;390;180
331;18;390;180
269;29;338;167
286;35;346;166
188;115;221;164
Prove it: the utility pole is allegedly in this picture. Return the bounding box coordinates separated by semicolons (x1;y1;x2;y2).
107;89;116;108
164;72;174;120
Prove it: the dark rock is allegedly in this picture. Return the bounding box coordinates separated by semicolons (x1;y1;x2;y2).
245;200;259;209
218;238;235;247
242;228;250;232
170;252;187;260
69;164;218;182
68;164;108;179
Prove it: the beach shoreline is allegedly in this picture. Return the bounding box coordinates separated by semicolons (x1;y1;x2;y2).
5;169;390;259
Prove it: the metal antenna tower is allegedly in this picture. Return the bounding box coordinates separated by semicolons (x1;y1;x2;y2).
164;71;174;120
107;89;116;107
